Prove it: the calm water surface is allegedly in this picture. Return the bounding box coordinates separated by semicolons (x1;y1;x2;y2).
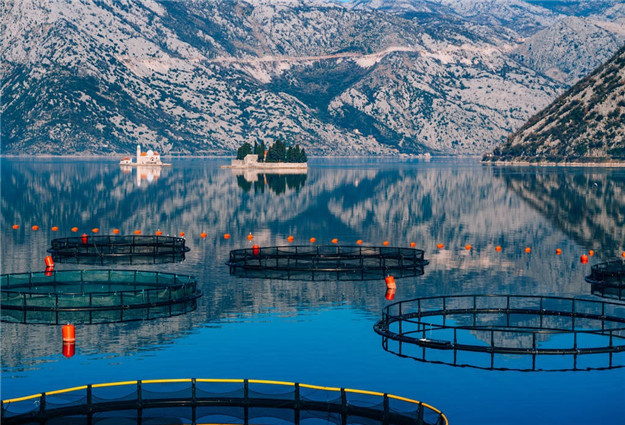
1;158;624;425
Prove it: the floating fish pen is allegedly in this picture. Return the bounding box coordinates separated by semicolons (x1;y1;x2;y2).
374;295;625;371
1;270;202;325
1;379;448;425
586;259;625;301
228;245;429;281
47;235;190;265
231;264;426;281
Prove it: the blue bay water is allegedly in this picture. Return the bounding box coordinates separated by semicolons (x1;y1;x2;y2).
1;157;624;424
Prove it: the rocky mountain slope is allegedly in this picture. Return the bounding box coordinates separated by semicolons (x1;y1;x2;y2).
1;0;624;156
511;10;625;85
484;44;625;163
355;0;625;85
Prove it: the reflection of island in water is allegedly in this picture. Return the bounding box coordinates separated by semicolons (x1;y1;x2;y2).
234;169;307;195
121;165;165;187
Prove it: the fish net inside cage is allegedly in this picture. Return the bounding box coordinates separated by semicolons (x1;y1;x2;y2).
228;246;428;281
586;259;625;286
230;265;426;281
586;260;625;301
47;235;190;265
590;283;625;301
374;294;625;371
1;379;447;425
1;270;201;325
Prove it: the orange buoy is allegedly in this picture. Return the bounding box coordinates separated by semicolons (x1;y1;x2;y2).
135;230;142;235
622;251;625;258
437;243;444;249
200;232;207;238
31;225;39;231
155;230;163;236
223;233;231;239
580;254;589;264
495;246;502;252
247;234;254;241
179;232;184;237
252;244;260;255
588;250;594;257
385;275;397;290
62;342;75;358
71;227;78;232
409;242;416;248
44;256;54;267
525;247;531;253
385;287;396;301
112;228;119;234
81;234;88;244
310;237;316;243
45;266;54;277
92;228;99;234
332;238;339;244
51;226;59;232
12;224;19;230
556;248;562;255
356;239;363;245
383;241;389;246
62;324;76;342
465;244;472;251
287;235;294;243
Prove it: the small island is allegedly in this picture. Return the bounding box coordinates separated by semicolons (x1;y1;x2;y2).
120;145;171;166
227;139;308;170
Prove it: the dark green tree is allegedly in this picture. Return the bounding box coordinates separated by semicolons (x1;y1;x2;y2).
255;141;265;162
266;139;287;162
286;146;296;163
236;142;252;160
284;144;308;162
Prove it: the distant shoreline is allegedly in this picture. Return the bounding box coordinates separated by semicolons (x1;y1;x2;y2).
0;153;451;159
483;160;625;168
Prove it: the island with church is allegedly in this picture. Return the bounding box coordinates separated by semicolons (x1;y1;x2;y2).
119;144;171;166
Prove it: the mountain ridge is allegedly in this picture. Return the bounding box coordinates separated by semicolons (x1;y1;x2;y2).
2;0;624;156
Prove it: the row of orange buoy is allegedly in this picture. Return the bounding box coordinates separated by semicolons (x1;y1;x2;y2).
442;245;606;260
452;244;611;263
10;224;625;259
13;224;187;237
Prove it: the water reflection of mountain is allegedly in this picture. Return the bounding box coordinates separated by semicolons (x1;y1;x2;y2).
2;159;613;296
3;159;622;369
236;172;307;195
1;315;196;371
496;168;625;252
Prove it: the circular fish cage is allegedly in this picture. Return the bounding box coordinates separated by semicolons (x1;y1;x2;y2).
228;245;429;281
1;270;202;325
586;259;625;301
47;235;190;265
0;379;448;425
374;294;625;371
